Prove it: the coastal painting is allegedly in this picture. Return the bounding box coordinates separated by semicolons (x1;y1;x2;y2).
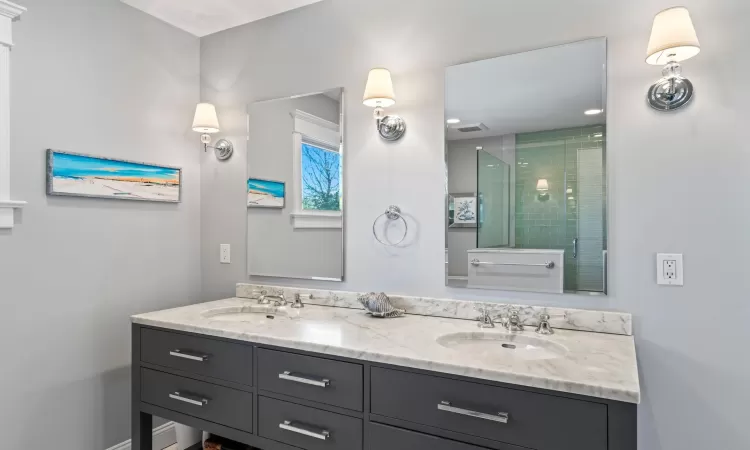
448;193;478;228
247;177;285;208
46;150;181;203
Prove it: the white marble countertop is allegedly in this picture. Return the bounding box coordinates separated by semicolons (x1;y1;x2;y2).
132;298;640;403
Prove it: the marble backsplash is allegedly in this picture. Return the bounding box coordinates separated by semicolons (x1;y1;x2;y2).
236;283;632;336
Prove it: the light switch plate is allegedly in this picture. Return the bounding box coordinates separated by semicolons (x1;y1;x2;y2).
220;244;231;264
656;253;683;286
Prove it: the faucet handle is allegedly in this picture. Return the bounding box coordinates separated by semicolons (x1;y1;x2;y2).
474;304;495;328
535;312;564;335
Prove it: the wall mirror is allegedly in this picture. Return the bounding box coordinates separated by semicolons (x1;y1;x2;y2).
247;88;344;281
445;38;607;295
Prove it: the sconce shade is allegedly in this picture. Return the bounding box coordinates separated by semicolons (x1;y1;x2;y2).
646;7;700;65
363;68;396;108
536;179;550;191
193;103;220;133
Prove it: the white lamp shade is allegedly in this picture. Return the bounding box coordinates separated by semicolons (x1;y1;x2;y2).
363;68;396;108
646;7;700;65
193;103;220;133
536;179;550;191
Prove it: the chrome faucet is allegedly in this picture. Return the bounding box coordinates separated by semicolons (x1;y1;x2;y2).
535;312;554;335
500;308;525;332
475;305;496;328
290;293;305;309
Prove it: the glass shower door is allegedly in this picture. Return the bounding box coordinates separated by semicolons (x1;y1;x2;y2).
565;126;606;292
477;150;510;248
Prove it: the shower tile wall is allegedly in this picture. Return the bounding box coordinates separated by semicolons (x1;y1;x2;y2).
515;125;605;291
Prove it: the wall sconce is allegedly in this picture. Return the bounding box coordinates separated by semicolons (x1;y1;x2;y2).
363;68;406;141
193;103;234;160
646;7;701;111
536;179;550;201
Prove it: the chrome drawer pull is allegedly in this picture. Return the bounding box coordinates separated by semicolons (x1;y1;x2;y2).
169;349;209;362
278;371;330;387
438;401;509;424
279;420;330;440
169;391;208;407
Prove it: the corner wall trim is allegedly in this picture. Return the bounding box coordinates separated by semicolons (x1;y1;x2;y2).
105;421;176;450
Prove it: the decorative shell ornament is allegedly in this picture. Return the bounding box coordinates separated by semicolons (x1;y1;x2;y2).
357;292;405;318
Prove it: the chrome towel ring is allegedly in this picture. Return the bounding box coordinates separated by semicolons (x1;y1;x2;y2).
372;205;408;247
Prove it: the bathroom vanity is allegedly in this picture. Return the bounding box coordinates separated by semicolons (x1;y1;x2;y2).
132;286;638;450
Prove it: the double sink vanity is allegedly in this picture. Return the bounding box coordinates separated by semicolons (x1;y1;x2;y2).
131;284;639;450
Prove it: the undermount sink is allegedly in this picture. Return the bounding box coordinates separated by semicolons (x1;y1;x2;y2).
202;304;289;322
436;331;568;361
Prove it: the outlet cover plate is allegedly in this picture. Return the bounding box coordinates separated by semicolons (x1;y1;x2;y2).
656;253;683;286
220;244;231;264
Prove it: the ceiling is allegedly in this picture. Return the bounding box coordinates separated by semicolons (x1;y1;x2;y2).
120;0;325;37
445;38;606;141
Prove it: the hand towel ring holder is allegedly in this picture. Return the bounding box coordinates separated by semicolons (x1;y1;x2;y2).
372;205;408;247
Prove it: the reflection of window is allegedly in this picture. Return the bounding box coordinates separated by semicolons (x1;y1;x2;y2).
291;109;342;229
301;142;341;212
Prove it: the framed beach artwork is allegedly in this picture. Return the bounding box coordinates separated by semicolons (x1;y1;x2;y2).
247;177;285;208
46;150;181;203
448;193;478;228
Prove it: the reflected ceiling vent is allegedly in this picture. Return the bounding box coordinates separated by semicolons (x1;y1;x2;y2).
456;123;488;133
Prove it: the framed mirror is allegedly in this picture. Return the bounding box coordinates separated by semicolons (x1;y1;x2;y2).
445;38;607;294
247;88;344;281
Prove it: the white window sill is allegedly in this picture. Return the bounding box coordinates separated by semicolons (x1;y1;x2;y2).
291;211;342;229
0;200;27;229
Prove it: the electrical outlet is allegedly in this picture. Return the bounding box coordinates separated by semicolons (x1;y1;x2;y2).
656;253;683;286
220;244;231;264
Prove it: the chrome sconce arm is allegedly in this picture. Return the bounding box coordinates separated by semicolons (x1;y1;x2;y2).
373;107;406;142
200;135;234;161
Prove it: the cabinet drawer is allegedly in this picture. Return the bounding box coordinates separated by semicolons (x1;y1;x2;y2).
141;328;252;386
368;423;491;450
258;396;363;450
141;368;253;433
371;367;606;450
258;348;363;411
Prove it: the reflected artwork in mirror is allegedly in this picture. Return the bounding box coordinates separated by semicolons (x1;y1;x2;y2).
445;38;607;295
247;88;344;282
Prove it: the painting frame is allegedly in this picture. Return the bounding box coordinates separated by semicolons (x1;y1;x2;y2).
448;192;478;228
46;149;182;203
247;177;286;209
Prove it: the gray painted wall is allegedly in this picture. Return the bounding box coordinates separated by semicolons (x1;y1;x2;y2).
199;1;750;449
0;0;200;448
247;93;343;280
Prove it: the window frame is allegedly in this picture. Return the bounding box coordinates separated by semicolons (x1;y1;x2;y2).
291;109;342;229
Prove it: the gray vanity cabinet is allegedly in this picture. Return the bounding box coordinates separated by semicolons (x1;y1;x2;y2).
132;325;636;450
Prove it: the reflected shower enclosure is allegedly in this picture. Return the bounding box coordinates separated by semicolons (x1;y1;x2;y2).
445;38;608;294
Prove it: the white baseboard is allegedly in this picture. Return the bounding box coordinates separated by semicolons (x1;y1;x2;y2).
105;421;176;450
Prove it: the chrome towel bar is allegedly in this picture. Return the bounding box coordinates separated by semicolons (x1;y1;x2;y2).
470;258;555;269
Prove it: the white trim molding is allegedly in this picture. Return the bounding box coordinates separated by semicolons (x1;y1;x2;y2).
104;421;176;450
0;0;25;230
291;110;342;229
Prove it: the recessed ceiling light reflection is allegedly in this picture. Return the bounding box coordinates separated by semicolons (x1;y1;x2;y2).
585;109;604;116
446;118;461;124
